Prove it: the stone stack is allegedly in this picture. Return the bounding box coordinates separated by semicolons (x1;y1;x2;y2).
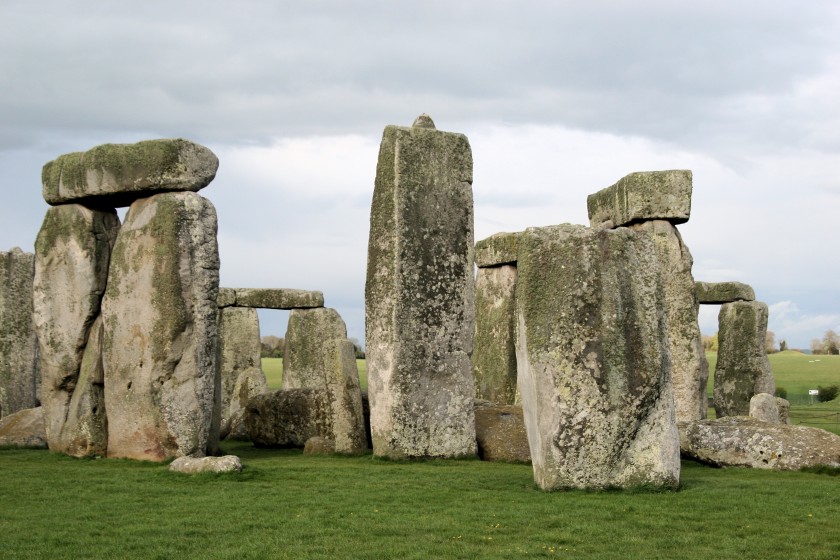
33;139;220;460
0;247;39;418
365;114;477;459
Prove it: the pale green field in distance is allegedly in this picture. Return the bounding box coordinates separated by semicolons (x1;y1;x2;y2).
262;358;367;391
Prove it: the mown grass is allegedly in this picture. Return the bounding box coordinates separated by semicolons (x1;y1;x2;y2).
262;358;367;391
1;442;838;559
706;350;840;434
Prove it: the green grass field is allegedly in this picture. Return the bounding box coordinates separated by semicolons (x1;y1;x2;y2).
1;442;837;559
706;350;840;434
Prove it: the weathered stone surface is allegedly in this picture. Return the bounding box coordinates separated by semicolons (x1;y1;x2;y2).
695;281;755;304
750;393;780;423
303;436;336;455
244;389;331;448
283;308;366;454
0;248;38;418
776;397;791;425
169;455;242;474
0;406;47;448
217;307;261;438
515;224;680;490
56;316;108;457
474;400;530;463
713;301;775;418
475;232;520;268
102;192;219;461
217;288;236;308
587;170;692;228
472;265;518;404
365;115;477;459
631;220;706;422
42;139;218;206
680;417;840;469
233;288;324;309
33;204;120;452
225;366;268;440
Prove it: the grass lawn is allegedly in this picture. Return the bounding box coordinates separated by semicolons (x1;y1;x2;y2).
1;442;838;559
262;358;367;391
706;350;840;435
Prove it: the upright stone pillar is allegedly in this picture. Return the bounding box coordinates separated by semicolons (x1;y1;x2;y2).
713;301;775;418
630;220;706;422
515;224;679;490
33;205;120;453
283;307;366;454
102;192;219;460
365;114;477;458
0;248;39;418
217;307;262;438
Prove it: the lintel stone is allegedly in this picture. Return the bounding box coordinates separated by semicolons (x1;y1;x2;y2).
695;281;755;304
222;288;324;309
587;170;692;228
475;232;521;268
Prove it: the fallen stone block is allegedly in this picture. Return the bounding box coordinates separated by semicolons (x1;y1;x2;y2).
0;406;47;448
475;232;520;268
169;455;242;474
474;400;529;463
749;393;781;423
42;139;218;206
587;170;692;228
695;281;755;304
680;417;840;469
244;389;331;448
303;436;336;455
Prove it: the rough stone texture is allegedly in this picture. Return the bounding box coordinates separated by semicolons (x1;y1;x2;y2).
0;247;39;418
243;389;331;448
232;288;324;309
695;281;755;304
365;115;477;459
472;265;519;405
587;170;692;228
217;307;262;438
474;400;530;463
169;455;242;474
56;316;108;456
225;366;268;440
475;232;520;268
303;436;336;455
515;224;680;490
217;288;236;308
749;393;781;423
33;204;120;452
631;220;706;422
42;139;218;207
0;406;47;448
102;192;219;461
713;301;775;418
776;397;791;425
680;417;840;469
283;308;366;454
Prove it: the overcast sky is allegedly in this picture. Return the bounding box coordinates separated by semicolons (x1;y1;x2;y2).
1;1;838;349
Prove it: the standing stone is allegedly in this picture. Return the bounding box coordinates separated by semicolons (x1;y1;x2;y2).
42;139;219;206
365;114;477;458
472;265;519;404
515;224;679;490
102;192;219;461
283;307;366;454
217;307;263;438
713;301;775;418
225;366;267;440
631;220;706;422
33;205;120;452
0;248;39;418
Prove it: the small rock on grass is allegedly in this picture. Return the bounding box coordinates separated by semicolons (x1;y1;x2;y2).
169;455;243;474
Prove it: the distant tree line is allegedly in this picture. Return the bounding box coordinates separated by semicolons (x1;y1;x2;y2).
810;330;840;355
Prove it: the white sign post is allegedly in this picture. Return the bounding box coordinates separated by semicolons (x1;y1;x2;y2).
808;389;819;404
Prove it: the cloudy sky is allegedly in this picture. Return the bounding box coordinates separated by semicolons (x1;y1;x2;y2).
1;1;838;349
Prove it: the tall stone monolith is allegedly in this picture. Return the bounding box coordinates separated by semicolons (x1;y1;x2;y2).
283;307;366;454
515;224;679;490
365;114;477;458
102;191;219;460
0;248;39;418
631;220;706;421
33;205;120;452
217;307;263;439
713;300;775;418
